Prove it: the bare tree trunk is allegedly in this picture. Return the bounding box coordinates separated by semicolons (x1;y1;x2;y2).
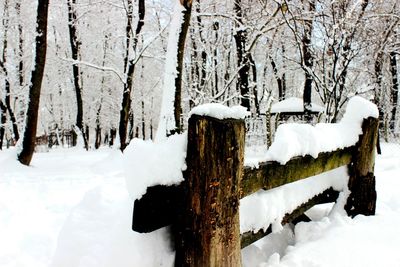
249;54;260;115
212;20;219;96
109;128;116;147
95;119;101;149
269;56;284;101
150;118;153;140
189;27;199;108
195;1;207;93
18;0;49;165
332;0;369;123
374;51;384;128
15;0;25;127
234;0;251;111
85;124;89;145
119;0;145;151
156;0;193;140
4;81;19;142
174;0;193;134
94;35;109;149
67;0;88;150
302;0;315;115
16;0;24;87
2;0;20;143
281;42;287;100
128;112;135;141
119;0;134;151
390;51;398;131
141;99;146;139
0;100;6;149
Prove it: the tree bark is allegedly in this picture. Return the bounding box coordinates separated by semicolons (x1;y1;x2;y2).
67;0;88;150
4;80;19;142
119;0;145;151
18;0;49;165
156;0;193;140
212;20;219;97
302;0;315;115
141;99;146;139
0;100;6;149
2;0;19;143
233;0;250;111
174;0;193;134
390;52;398;131
16;0;24;87
374;51;384;127
94;35;108;149
95;124;101;149
249;54;259;115
195;1;207;93
269;55;285;101
189;26;199;108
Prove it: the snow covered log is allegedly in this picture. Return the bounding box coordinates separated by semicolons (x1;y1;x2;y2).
175;114;245;267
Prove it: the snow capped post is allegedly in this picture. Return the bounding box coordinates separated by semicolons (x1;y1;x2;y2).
343;96;379;217
344;116;379;217
175;104;248;267
345;120;379;216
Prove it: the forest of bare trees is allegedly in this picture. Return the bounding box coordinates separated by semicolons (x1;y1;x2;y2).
0;0;399;164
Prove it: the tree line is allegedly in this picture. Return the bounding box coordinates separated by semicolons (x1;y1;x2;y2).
0;0;398;165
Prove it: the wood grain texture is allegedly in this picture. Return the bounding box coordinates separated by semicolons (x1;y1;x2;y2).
175;115;244;267
345;117;379;217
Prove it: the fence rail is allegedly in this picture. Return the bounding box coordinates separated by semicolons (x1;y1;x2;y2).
132;113;378;267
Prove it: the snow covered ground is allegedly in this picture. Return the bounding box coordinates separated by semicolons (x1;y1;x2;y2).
1;142;400;267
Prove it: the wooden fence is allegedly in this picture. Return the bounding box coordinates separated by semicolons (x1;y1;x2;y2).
132;114;379;267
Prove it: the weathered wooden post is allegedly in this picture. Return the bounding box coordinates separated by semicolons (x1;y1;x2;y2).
175;114;245;267
345;117;379;217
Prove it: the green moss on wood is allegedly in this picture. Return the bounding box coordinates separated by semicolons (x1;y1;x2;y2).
241;147;354;198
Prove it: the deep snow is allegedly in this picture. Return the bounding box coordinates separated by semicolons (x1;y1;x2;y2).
0;96;397;267
1;142;400;267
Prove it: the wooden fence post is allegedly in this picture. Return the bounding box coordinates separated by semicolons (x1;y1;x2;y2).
175;114;245;267
345;117;379;217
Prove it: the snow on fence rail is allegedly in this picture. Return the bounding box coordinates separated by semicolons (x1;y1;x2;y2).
131;99;379;267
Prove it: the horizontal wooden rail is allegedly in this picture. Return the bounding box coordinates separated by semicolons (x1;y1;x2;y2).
240;187;339;248
132;184;183;233
241;147;354;197
132;147;354;233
